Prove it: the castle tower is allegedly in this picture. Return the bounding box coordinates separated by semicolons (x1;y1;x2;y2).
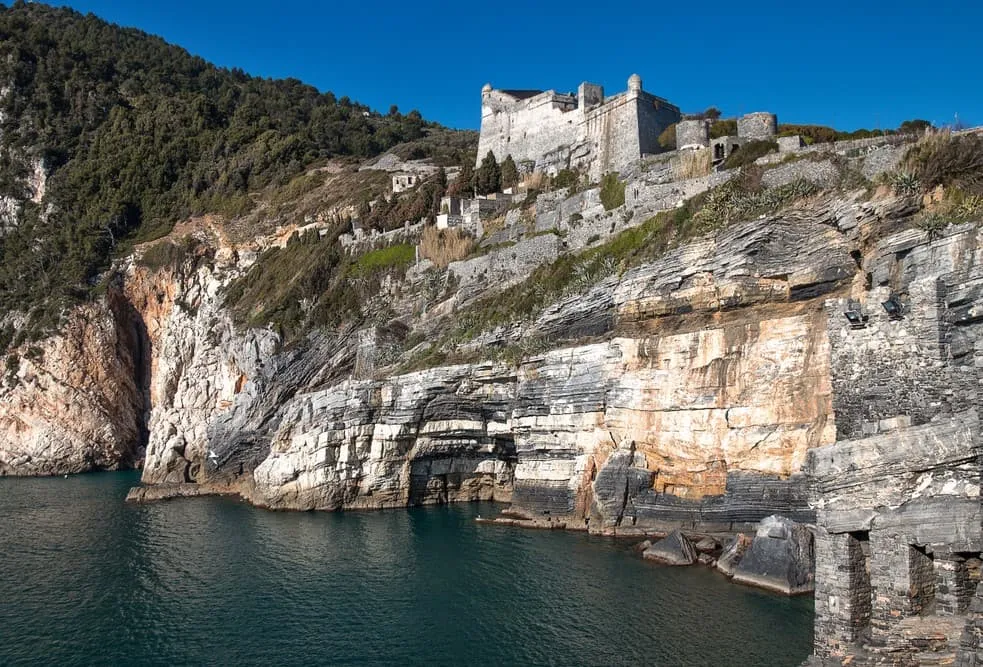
628;73;642;95
676;119;710;151
737;112;778;140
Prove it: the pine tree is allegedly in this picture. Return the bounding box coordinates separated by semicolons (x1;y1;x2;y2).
500;154;519;190
475;150;501;195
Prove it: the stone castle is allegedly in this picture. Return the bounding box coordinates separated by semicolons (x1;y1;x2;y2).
476;74;681;179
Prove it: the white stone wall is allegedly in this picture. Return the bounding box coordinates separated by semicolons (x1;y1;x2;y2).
477;82;680;180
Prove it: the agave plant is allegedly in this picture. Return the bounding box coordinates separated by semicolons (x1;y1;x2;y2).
955;194;983;220
891;171;921;197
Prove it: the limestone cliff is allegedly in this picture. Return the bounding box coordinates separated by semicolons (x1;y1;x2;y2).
0;289;144;475
122;195;886;536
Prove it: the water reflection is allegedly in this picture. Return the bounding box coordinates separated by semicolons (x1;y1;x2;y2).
0;473;813;666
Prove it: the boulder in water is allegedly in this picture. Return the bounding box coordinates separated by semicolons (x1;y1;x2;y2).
731;515;815;595
642;530;697;566
716;533;752;577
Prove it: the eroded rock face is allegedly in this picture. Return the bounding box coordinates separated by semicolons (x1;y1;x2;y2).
511;315;833;531
246;363;517;510
0;291;144;475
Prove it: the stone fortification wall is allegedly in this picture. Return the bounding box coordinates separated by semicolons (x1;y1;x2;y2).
477;88;581;172
677;119;710;150
339;221;424;254
476;77;680;179
738;112;778;140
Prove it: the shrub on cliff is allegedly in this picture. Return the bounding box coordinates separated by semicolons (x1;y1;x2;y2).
600;173;626;211
723;140;779;170
902;132;983;195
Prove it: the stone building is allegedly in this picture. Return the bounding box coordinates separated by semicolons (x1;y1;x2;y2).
476;74;681;180
806;226;983;664
675;111;780;163
435;194;512;237
392;172;421;193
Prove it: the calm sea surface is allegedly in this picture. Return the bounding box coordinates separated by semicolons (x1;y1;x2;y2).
0;471;813;666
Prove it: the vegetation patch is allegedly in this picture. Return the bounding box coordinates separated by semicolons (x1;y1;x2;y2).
419;226;474;268
599;173;626;211
136;236;211;273
902;132;983;196
351;244;416;277
0;2;472;341
723;140;779;170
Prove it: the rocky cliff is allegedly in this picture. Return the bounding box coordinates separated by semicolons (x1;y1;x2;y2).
0;288;144;475
0;184;907;526
2;184;906;538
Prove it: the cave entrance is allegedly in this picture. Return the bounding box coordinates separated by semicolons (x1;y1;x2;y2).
847;530;872;641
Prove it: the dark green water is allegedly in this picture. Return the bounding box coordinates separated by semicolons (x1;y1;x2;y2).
0;472;813;666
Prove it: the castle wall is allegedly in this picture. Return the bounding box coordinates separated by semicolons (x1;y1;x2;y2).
477;80;680;180
477;90;581;171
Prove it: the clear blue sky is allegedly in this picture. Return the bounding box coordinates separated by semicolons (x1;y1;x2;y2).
49;0;980;131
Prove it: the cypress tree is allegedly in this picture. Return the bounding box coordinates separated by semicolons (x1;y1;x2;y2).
500;154;519;190
475;150;501;195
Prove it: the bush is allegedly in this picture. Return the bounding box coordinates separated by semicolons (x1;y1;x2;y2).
658;123;677;150
552;169;579;190
723;140;779;170
709;119;738;139
599;173;625;211
902;132;983;195
136;236;208;272
890;171;920;197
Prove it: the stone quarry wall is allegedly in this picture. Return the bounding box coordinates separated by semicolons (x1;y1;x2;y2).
509;319;832;532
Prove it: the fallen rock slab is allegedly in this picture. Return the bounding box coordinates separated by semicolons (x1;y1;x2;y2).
716;533;753;577
642;529;697;566
731;515;815;595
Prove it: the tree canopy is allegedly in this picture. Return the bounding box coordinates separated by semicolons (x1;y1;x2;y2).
0;1;464;339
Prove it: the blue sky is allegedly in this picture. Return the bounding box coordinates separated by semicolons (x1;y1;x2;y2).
48;0;980;131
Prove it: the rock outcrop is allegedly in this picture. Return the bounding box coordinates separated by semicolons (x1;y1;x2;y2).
717;533;753;577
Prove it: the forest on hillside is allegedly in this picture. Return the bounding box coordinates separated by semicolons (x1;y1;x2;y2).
0;1;470;337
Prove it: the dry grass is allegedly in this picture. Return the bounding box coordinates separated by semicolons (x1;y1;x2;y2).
419;225;475;268
902;131;983;195
522;172;545;190
674;149;713;180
